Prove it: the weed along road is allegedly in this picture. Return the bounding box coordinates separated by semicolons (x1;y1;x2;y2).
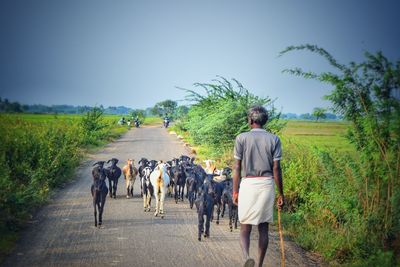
2;125;322;267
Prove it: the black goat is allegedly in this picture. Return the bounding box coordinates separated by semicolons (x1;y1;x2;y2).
138;158;149;196
195;181;214;241
221;179;238;231
91;161;108;227
148;160;158;171
207;174;225;225
105;158;122;198
172;159;186;203
185;167;198;209
141;166;154;212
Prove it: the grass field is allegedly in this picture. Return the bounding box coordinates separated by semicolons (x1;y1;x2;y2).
171;119;355;166
281;120;354;154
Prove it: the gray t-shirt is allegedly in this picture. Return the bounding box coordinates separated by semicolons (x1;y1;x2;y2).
234;128;282;178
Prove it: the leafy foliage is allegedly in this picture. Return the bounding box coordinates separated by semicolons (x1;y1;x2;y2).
281;44;400;264
151;99;178;118
80;107;109;145
178;76;285;156
129;109;146;122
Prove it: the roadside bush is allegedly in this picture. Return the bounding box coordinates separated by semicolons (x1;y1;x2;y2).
281;45;400;264
179;76;285;158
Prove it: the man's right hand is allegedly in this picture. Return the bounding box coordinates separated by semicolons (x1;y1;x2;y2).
277;195;285;210
233;192;238;206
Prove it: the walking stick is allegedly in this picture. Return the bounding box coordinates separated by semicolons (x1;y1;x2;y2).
278;206;285;267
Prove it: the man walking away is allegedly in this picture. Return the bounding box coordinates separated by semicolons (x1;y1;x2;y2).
233;106;284;267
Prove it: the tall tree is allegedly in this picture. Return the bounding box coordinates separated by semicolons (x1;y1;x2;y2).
152;100;177;117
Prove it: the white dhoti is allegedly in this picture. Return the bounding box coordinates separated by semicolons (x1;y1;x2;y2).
238;177;275;225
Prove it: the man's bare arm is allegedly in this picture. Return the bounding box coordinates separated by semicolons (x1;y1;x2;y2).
233;159;241;205
273;160;284;208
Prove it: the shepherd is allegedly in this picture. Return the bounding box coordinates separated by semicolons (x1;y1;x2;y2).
232;106;285;267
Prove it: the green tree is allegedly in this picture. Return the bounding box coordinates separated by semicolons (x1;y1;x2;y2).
151;100;177;118
312;107;327;121
281;44;400;259
129;109;146;121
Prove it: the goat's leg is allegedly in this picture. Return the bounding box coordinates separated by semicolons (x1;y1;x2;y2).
234;207;238;229
180;185;185;202
216;202;221;225
98;202;102;226
229;205;233;232
108;179;113;198
154;191;159;217
221;200;226;218
198;213;204;241
99;192;107;227
205;212;211;238
147;192;152;211
174;184;178;203
113;180;118;198
160;187;165;218
93;197;98;227
143;192;147;211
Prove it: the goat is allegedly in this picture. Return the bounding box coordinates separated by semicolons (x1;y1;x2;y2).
150;161;171;218
172;158;186;203
122;159;138;198
138;158;149;197
105;158;122;198
166;160;174;197
203;174;225;225
148;160;158;171
203;159;216;175
195;180;214;241
141;166;154;212
91;161;108;227
221;179;238;231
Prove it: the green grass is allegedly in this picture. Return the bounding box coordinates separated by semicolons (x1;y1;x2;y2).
282;120;355;154
0;112;129;263
142;116;162;125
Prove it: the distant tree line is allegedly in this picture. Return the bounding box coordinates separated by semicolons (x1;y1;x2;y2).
281;111;341;120
0;98;137;115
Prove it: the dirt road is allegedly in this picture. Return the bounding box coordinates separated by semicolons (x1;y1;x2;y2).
2;126;322;267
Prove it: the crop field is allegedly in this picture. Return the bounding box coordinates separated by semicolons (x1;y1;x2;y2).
281;120;354;154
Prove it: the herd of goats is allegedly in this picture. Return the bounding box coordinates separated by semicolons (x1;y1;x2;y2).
90;155;238;241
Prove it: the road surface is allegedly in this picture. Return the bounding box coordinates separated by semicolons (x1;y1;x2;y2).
2;126;322;267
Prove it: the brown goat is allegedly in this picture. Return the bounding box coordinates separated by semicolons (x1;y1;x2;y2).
122;159;138;198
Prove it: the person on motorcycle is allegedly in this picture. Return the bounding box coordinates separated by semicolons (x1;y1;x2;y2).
134;116;140;128
163;115;170;128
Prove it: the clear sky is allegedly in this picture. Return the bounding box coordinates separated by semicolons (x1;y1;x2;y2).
0;0;399;114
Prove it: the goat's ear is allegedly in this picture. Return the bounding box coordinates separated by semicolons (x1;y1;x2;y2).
107;159;111;163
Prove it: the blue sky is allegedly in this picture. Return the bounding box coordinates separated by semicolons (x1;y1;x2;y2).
0;0;399;113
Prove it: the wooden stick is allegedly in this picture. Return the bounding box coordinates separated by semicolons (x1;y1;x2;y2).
278;207;285;267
